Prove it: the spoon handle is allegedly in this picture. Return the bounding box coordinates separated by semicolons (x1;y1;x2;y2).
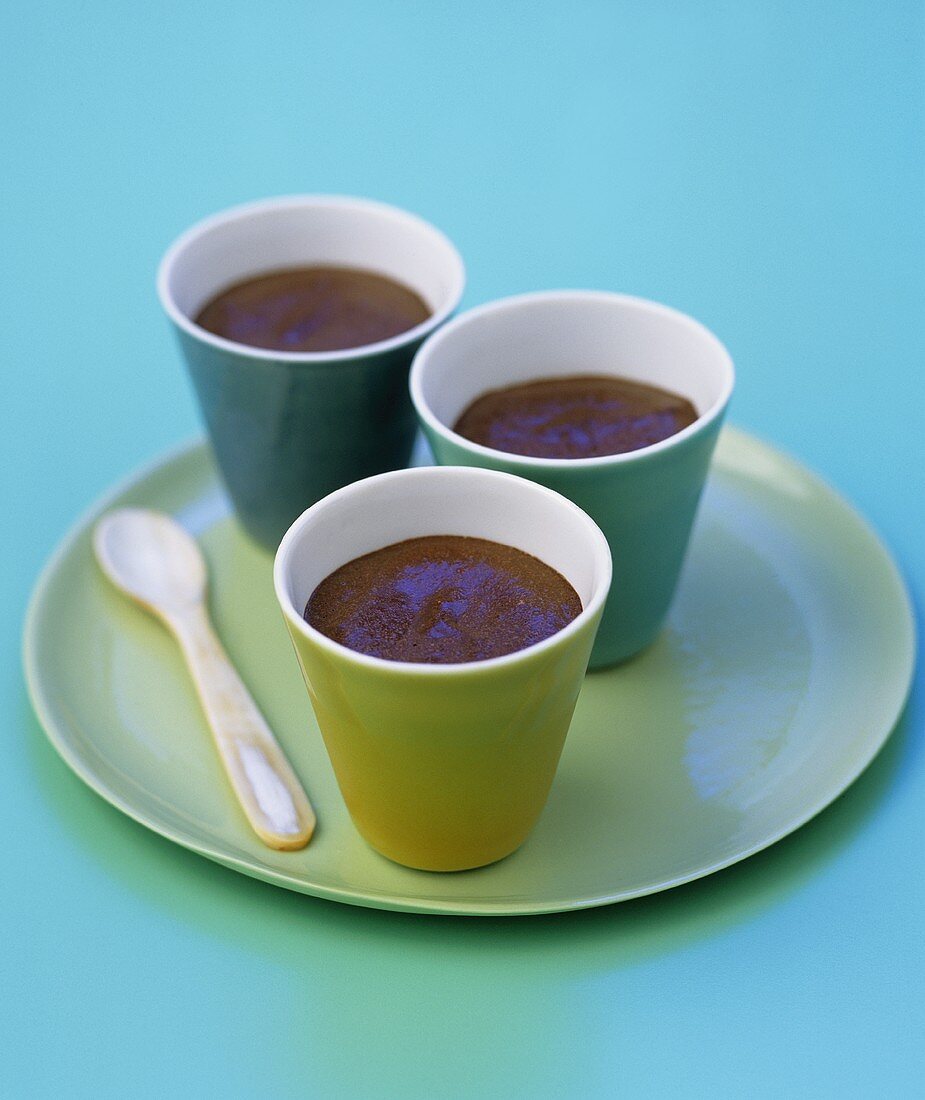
169;603;316;850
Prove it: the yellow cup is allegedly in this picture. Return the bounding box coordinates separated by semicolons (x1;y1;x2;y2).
274;466;611;871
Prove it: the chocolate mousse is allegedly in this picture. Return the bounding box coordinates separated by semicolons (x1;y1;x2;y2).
304;535;581;663
453;374;698;459
195;265;431;353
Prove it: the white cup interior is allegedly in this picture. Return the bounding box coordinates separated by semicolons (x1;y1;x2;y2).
275;466;612;668
158;195;466;359
411;291;734;457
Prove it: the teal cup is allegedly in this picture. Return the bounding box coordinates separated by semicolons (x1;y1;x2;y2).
157;195;465;550
410;291;734;669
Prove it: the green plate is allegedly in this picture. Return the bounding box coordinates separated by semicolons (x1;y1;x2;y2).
23;428;915;915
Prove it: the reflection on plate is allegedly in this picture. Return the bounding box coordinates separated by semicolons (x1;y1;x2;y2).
24;428;914;915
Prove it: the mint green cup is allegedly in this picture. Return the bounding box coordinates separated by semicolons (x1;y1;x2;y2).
157;196;465;551
410;291;734;669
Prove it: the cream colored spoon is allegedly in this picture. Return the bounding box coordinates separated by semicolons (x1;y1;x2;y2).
94;507;315;851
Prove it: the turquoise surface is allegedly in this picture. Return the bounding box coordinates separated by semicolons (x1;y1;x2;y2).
3;2;922;1096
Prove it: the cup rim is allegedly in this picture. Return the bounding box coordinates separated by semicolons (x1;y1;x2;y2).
156;194;467;364
273;465;612;676
410;289;735;469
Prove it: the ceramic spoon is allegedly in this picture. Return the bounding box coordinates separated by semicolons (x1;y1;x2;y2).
94;507;315;851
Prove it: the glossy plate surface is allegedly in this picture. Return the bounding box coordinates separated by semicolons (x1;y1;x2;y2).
24;428;915;915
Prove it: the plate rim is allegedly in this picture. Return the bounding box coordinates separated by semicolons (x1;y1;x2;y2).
23;428;917;916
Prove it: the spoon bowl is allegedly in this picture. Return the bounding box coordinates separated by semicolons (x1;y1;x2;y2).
95;508;206;614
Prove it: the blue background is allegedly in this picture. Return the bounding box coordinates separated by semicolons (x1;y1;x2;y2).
3;2;922;1096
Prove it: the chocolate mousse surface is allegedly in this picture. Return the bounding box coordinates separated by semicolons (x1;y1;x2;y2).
194;265;431;353
304;535;582;663
453;374;698;459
